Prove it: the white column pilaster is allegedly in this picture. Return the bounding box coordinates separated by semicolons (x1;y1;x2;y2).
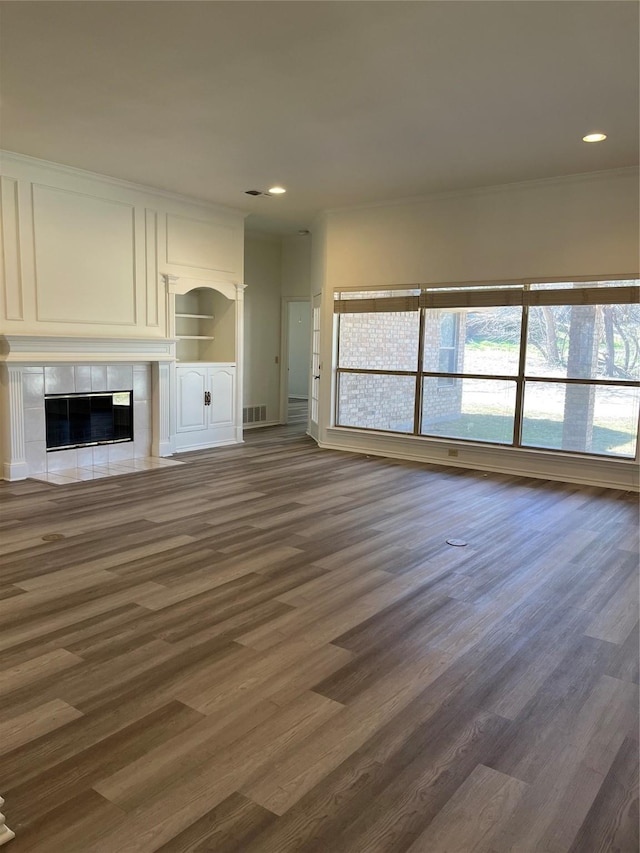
1;365;28;481
152;361;173;456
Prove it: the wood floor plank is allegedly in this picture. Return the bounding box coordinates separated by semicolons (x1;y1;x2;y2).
0;648;83;694
567;736;639;853
403;765;528;853
153;792;277;853
585;567;640;645
5;700;204;826
487;675;639;853
88;691;345;852
240;646;454;815
92;696;286;812
0;699;83;755
2;789;124;853
0;420;636;853
177;641;352;717
0;581;167;652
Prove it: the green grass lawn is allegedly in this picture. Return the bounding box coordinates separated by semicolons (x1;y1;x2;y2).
423;412;636;457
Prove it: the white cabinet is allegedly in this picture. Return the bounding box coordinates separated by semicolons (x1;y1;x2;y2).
175;363;236;451
165;276;245;454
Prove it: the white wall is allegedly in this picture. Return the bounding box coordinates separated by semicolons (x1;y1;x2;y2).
0;152;245;339
324;168;638;287
313;168;640;490
281;234;311;297
243;235;282;424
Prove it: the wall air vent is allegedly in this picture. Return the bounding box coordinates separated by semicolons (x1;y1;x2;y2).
243;405;267;425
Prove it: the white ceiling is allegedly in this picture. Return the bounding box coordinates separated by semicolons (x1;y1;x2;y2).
1;1;638;234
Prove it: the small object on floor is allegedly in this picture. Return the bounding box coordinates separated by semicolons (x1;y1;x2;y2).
0;797;15;846
446;538;467;547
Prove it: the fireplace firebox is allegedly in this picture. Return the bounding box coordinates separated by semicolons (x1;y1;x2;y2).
45;391;134;451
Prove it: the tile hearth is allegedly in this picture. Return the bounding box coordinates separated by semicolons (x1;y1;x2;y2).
29;456;182;484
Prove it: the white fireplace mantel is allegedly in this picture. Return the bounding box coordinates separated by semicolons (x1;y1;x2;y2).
0;335;176;364
0;335;175;481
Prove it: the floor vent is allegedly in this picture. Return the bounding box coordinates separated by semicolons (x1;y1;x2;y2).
243;405;267;424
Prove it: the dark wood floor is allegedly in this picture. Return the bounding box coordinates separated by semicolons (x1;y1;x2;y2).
1;422;638;852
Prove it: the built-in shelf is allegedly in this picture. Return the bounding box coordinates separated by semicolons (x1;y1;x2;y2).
174;287;233;363
175;313;215;320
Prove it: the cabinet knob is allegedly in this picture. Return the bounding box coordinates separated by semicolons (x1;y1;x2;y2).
204;391;211;406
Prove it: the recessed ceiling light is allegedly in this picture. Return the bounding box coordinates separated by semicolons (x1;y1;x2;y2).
268;186;286;194
582;132;607;143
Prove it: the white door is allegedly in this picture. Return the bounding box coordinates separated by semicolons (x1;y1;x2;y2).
175;365;213;451
308;295;321;441
176;367;208;434
209;366;235;444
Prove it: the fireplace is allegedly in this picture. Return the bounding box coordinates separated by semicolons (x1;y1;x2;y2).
0;334;178;480
45;391;134;451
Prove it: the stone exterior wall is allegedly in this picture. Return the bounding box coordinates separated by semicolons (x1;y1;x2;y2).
338;372;415;432
338;311;419;371
422;311;466;426
337;309;466;430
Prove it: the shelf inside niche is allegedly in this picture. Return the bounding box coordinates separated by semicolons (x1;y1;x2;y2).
175;313;215;319
176;335;215;340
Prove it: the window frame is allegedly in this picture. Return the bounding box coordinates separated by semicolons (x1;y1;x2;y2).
436;312;460;388
334;278;640;459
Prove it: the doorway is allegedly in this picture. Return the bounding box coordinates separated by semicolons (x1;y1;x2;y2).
280;297;311;424
308;294;321;441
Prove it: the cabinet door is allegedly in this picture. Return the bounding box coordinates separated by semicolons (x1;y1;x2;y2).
209;367;235;426
176;367;207;433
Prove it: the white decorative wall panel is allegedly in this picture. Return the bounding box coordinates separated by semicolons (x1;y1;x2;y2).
0;176;24;320
32;184;137;324
166;213;238;275
145;209;159;327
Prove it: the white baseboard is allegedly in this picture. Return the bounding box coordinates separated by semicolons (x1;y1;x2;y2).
174;437;239;452
243;420;281;430
2;460;29;482
319;428;639;492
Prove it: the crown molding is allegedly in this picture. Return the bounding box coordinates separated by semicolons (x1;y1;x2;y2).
324;166;640;216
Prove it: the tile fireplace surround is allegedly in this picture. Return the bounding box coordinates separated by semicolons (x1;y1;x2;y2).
0;336;175;481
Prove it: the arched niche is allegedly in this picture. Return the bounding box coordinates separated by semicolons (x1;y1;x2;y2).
164;275;246;365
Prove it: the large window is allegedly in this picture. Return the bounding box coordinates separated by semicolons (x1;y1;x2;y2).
334;280;640;459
